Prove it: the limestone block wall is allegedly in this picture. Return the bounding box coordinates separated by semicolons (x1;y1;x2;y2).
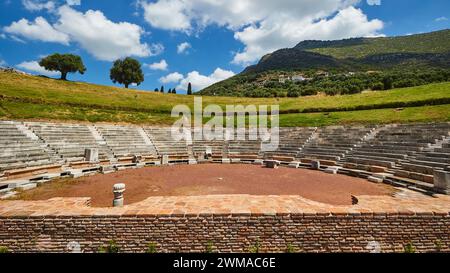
0;213;449;253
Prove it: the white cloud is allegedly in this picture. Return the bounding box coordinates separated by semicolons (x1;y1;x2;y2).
66;0;80;5
22;0;56;12
435;17;448;22
0;59;7;67
366;0;381;6
3;17;70;44
164;68;235;91
54;6;154;61
177;42;191;54
4;6;158;61
233;6;384;65
146;59;168;71
159;72;184;84
147;43;165;56
140;0;191;31
21;0;81;11
16;60;60;76
139;0;384;65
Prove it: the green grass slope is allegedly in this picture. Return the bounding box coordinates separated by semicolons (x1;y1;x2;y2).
0;71;449;126
302;29;450;59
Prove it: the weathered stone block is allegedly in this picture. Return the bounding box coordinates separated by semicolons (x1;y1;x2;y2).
434;171;450;194
288;161;301;168
100;165;114;174
132;155;143;164
84;148;99;163
311;160;320;170
324;167;341;175
188;159;197;165
373;173;394;179
368;176;383;184
222;158;231;164
16;183;37;191
370;166;387;173
264;160;280;169
161;155;169;165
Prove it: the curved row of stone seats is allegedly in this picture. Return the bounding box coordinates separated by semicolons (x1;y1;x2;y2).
264;127;316;161
346;123;450;183
0;122;55;173
223;129;262;160
144;127;190;159
26;122;111;163
298;126;374;162
191;128;226;159
96;125;157;159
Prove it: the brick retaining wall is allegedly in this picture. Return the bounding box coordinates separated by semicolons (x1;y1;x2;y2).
1;213;449;253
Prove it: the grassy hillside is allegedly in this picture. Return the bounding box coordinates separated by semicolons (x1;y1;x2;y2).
303;30;450;59
0;71;449;126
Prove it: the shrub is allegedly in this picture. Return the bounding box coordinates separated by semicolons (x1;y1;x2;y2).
434;240;443;253
146;242;158;254
98;240;119;253
0;246;10;253
248;240;261;253
205;241;214;253
285;243;296;253
404;242;416;253
371;82;384;90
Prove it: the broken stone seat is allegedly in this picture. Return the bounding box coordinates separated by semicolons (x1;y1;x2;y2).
298;153;341;161
354;145;420;154
265;145;301;152
110;147;156;154
300;158;336;166
267;155;295;162
345;157;395;169
108;144;155;151
301;147;348;155
2;163;61;178
394;169;434;184
349;151;407;160
305;143;355;149
228;154;260;160
414;153;450;164
343;162;388;173
346;153;406;164
407;159;449;169
383;175;435;193
375;136;442;143
264;151;299;158
0;152;50;161
0;147;50;156
400;162;437;175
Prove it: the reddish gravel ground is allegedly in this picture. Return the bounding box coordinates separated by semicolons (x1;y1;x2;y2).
18;164;394;207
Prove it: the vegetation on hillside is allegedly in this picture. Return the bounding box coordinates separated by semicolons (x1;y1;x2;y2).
200;69;450;97
200;30;450;97
301;30;450;59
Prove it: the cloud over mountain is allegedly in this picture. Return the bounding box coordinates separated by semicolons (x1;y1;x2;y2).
139;0;384;65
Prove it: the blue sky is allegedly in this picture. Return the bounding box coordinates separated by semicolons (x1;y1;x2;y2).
0;0;449;93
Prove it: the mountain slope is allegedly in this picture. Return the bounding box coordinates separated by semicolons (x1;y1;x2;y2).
200;29;450;96
300;29;450;58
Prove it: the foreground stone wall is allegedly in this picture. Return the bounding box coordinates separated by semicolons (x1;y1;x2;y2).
1;213;449;253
